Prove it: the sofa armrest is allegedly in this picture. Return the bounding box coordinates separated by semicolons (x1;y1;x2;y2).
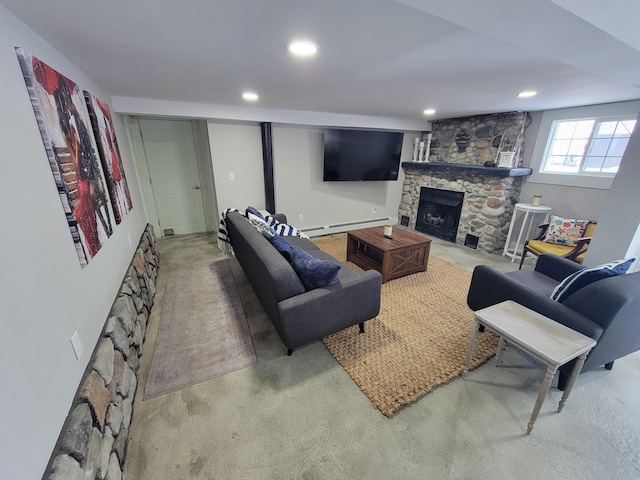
467;265;603;340
272;213;287;223
534;253;584;282
277;270;382;349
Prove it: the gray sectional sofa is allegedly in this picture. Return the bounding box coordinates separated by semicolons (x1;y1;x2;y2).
225;211;382;355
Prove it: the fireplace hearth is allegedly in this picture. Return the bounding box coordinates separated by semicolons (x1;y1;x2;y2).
416;187;464;242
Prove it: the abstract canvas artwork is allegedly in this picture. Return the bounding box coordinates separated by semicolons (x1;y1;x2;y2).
85;91;133;224
16;47;115;267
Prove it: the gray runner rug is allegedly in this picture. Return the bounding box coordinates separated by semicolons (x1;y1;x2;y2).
144;259;256;399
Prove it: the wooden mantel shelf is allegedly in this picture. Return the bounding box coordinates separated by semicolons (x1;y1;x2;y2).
402;162;533;178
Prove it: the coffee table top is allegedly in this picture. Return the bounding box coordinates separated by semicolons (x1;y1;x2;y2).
347;226;431;251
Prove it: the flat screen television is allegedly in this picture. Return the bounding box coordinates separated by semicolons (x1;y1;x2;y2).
322;128;404;181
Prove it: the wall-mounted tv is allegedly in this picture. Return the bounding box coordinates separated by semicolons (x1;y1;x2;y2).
322;128;404;181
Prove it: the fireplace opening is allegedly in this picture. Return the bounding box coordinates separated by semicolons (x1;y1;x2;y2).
415;187;464;242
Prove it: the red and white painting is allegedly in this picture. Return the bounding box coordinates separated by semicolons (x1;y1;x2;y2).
16;47;114;267
84;91;133;224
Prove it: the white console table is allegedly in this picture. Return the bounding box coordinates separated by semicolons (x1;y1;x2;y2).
503;203;552;263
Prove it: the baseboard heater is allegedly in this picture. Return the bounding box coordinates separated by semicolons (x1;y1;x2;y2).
302;217;393;237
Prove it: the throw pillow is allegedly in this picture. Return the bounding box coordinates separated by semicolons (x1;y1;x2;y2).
249;216;276;238
246;206;265;221
271;236;340;290
543;215;589;246
271;234;293;260
551;257;636;302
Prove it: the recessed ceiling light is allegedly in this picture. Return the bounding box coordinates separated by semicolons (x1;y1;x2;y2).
242;91;259;101
423;108;436;115
287;40;318;57
517;90;537;98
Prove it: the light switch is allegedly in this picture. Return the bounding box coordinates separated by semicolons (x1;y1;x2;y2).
228;172;235;181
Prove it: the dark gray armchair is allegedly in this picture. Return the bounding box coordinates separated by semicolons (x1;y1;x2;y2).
467;254;640;389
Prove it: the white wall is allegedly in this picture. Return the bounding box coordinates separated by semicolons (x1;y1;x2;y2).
208;122;266;215
585;108;640;268
0;7;147;479
206;121;418;232
272;125;415;231
521;102;640;221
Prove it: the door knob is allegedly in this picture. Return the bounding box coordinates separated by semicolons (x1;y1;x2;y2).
192;185;200;190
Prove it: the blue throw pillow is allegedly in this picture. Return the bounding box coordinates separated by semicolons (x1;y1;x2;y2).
271;234;293;260
246;206;265;221
271;235;340;290
551;258;636;302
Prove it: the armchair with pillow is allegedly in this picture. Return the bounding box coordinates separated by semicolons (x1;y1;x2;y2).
518;215;596;269
467;254;640;390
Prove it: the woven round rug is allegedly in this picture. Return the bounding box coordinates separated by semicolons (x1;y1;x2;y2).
314;233;499;417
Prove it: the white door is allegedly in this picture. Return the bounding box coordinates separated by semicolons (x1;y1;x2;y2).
139;119;207;235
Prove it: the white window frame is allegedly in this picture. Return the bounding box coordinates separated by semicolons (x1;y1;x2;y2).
528;101;640;190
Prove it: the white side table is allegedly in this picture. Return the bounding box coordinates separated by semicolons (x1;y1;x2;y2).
464;300;596;435
503;203;552;263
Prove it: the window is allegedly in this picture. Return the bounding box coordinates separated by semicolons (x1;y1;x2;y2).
542;118;636;176
527;101;640;189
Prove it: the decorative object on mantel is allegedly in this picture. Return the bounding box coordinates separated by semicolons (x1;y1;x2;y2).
423;132;432;162
412;137;420;162
418;140;426;162
496;112;527;167
455;129;471;152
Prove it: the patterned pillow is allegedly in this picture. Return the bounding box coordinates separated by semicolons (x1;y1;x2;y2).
551;258;636;302
543;215;589;246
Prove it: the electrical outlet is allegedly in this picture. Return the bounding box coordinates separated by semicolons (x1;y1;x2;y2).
373;206;377;213
299;214;304;222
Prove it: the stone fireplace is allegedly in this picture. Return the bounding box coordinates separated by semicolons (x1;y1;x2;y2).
399;162;531;254
398;112;533;254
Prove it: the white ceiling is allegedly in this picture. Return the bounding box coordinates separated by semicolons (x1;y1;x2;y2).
3;0;640;122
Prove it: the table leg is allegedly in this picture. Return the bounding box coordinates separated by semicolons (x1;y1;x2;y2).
495;336;506;363
558;352;588;413
463;321;480;376
513;209;531;263
527;365;556;435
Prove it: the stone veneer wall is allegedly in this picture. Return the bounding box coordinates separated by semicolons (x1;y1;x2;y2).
428;111;530;166
44;224;158;480
399;168;523;253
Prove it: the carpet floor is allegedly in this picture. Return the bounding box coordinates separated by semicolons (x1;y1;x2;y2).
314;233;499;416
144;259;256;399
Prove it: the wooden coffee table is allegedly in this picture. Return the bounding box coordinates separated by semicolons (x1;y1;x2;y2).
346;226;432;283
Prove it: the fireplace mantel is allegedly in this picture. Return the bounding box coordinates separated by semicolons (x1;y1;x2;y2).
402;162;532;178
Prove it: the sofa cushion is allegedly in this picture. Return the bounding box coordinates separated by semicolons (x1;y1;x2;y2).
272;235;341;290
551;257;636;302
543;215;589;246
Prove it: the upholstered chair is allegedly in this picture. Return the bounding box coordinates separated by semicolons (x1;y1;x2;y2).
468;254;640;390
519;218;596;270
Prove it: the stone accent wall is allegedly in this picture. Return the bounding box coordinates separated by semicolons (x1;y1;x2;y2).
428;111;530;166
399;168;523;253
44;224;158;480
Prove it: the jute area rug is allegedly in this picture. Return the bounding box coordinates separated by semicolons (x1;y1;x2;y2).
314;234;499;417
144;259;256;399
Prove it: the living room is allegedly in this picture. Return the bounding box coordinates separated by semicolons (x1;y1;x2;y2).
2;1;640;479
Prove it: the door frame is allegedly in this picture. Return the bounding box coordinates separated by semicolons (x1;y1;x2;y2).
126;116;218;237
